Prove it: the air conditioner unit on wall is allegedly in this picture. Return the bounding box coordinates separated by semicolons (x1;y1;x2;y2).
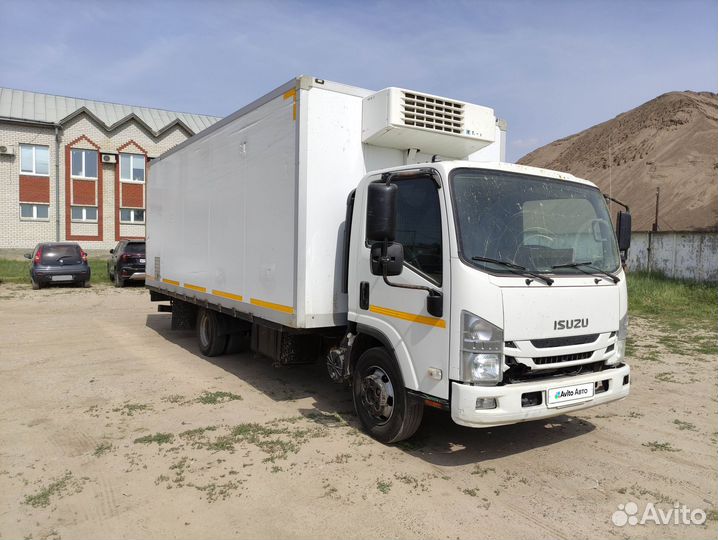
362;87;496;159
101;153;117;164
0;145;16;155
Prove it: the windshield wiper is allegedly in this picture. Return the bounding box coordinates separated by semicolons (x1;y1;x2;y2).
471;256;554;285
552;261;620;283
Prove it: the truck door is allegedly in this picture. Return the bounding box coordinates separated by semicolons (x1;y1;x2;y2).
355;174;450;400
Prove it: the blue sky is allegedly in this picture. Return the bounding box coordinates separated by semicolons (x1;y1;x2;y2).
1;0;714;161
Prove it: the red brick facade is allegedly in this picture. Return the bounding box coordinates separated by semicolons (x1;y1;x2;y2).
19;175;50;203
121;183;144;207
72;179;96;205
115;140;148;241
65;135;102;241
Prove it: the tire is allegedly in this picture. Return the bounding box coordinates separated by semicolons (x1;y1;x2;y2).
83;280;91;288
352;347;424;444
31;278;41;290
114;271;125;288
197;308;228;357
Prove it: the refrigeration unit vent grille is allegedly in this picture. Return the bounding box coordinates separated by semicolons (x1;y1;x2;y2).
401;92;464;134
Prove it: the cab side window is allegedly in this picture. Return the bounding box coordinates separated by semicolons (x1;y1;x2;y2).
394;177;443;285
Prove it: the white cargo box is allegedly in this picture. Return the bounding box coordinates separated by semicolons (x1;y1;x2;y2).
147;76;501;328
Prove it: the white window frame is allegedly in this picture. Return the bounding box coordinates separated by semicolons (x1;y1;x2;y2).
19;144;50;176
71;149;98;180
119;208;145;224
120;153;146;183
19;203;50;221
70;205;98;223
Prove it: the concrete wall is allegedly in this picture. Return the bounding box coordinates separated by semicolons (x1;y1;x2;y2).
628;231;718;281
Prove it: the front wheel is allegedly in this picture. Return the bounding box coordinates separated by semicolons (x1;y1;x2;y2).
197;308;228;357
352;347;423;444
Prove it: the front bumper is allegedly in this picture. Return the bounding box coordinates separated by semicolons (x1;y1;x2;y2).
451;364;630;428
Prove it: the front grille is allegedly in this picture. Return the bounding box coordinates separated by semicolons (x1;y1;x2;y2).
504;359;604;383
533;351;593;365
531;334;599;348
401;91;464;133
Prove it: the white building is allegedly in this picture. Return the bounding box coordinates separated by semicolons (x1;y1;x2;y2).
0;88;220;249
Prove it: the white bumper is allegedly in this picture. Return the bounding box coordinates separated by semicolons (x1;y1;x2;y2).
451;364;630;428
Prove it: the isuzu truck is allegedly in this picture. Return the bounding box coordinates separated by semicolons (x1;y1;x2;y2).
146;76;632;443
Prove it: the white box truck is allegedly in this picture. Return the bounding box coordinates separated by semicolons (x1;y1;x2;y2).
146;76;632;443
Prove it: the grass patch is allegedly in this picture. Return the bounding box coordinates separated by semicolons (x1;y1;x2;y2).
23;471;79;508
655;372;677;383
196;391;243;405
471;464;496;477
642;441;679;452
93;442;113;456
627;272;718;354
179;426;218;440
134;432;174;445
0;258;111;285
672;419;697;431
376;480;392;494
112;403;151;416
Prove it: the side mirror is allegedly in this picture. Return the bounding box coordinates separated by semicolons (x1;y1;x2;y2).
616;211;632;251
427;292;443;318
370;242;404;276
24;253;32;259
366;182;397;242
109;249;114;254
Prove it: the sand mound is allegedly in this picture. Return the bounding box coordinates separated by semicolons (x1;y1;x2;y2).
518;91;717;231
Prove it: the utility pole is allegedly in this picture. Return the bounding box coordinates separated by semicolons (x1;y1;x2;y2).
652;187;660;232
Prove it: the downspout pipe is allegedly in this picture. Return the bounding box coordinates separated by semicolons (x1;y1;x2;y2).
54;125;62;241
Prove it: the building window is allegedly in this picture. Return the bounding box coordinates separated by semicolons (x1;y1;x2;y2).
120;208;145;223
20;203;49;220
71;149;98;179
120;153;145;183
71;206;98;222
20;145;49;176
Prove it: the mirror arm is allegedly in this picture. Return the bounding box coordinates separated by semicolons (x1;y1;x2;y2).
603;194;630;212
380;240;440;297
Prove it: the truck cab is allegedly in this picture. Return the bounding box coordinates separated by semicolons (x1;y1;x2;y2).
344;160;631;442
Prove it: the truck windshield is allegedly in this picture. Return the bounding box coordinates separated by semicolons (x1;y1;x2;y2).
450;168;620;275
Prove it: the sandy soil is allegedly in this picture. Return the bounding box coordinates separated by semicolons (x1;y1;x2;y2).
0;283;715;540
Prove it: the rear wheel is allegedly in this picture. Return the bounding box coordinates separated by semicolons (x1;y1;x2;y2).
352;347;424;444
31;278;41;290
114;271;125;288
197;308;228;357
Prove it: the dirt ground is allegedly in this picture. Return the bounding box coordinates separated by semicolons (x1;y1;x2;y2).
0;283;715;540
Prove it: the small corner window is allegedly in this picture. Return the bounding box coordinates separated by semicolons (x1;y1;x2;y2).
71;205;98;222
20;144;49;175
71;149;98;179
120;208;145;223
120;153;145;183
20;203;49;220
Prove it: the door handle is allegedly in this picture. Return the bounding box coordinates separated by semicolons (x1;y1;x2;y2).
359;281;369;310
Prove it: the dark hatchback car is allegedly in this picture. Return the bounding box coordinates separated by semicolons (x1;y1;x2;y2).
25;243;91;289
107;240;146;287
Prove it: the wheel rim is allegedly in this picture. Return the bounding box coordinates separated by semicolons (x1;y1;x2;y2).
199;313;211;348
360;365;395;425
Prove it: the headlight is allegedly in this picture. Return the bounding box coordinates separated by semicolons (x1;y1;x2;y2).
461;311;503;384
606;312;628;366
